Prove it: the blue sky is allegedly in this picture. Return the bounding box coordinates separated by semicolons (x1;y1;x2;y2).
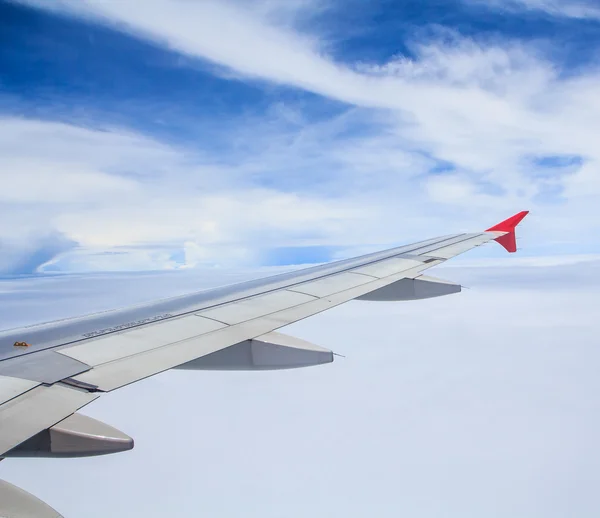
2;0;600;275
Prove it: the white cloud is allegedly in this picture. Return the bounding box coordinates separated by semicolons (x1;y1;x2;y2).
6;0;600;272
468;0;600;20
426;174;478;204
1;117;377;272
1;262;599;517
0;118;169;204
443;253;600;268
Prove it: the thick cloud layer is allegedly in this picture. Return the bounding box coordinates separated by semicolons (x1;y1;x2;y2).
1;261;598;517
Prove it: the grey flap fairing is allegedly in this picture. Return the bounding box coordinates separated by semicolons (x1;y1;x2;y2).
174;331;333;370
356;275;461;301
5;412;133;458
0;479;63;518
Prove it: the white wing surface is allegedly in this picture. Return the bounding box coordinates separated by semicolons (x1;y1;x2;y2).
0;212;528;516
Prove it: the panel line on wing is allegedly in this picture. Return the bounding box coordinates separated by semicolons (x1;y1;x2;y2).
343;271;379;279
0;375;40;406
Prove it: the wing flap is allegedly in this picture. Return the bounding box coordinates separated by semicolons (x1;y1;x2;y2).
69;318;277;391
0;350;90;384
0;375;40;405
57;315;226;367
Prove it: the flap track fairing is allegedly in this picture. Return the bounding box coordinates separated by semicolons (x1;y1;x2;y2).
174;332;333;371
357;275;461;301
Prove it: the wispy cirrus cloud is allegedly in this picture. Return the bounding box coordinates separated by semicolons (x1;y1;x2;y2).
467;0;600;20
1;116;377;273
3;0;600;275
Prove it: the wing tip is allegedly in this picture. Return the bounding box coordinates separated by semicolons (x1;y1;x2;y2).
485;210;529;233
485;210;529;253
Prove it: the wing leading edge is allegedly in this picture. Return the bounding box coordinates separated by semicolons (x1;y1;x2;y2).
0;212;528;517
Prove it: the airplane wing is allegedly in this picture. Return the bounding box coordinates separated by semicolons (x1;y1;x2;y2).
0;212;528;516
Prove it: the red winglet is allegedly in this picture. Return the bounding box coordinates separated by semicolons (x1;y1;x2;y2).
485;211;529;253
